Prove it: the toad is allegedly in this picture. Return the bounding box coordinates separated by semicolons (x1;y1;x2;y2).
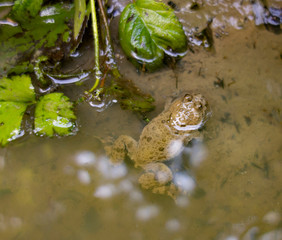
105;93;211;198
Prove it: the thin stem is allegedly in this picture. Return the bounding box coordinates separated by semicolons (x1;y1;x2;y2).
89;0;101;92
96;0;121;78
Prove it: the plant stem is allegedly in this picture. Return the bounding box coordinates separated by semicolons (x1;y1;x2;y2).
89;0;101;92
96;0;121;79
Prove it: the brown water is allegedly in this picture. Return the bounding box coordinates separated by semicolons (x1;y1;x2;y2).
0;1;282;239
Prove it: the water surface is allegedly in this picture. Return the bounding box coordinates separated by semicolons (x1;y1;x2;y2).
0;1;281;239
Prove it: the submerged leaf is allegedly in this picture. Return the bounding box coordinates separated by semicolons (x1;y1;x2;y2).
119;0;187;71
105;78;155;113
0;102;27;146
34;93;76;137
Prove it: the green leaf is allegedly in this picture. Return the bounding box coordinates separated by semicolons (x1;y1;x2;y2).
119;0;187;71
74;0;87;40
11;0;43;22
0;75;35;102
34;93;76;137
0;3;75;76
0;102;27;146
0;74;35;146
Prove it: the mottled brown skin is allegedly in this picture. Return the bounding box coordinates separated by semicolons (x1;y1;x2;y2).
106;93;210;198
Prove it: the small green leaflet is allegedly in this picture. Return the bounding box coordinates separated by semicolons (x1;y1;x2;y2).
0;102;27;146
34;93;76;137
0;75;36;102
0;75;35;146
119;0;187;71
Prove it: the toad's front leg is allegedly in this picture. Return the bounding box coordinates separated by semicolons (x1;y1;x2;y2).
138;163;179;199
105;135;138;164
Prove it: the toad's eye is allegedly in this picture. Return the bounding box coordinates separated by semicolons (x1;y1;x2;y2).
183;94;192;102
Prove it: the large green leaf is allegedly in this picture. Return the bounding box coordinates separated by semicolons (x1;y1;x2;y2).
0;75;35;102
0;3;75;76
0;102;27;146
0;74;35;146
119;0;187;71
34;93;77;137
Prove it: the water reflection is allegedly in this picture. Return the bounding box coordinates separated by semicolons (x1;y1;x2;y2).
165;218;181;232
0;214;22;231
72;133;208;201
263;211;281;225
185;139;207;167
35;201;65;225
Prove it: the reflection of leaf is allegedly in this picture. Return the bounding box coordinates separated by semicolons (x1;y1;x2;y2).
119;0;187;71
0;3;75;76
0;75;35;146
34;93;76;137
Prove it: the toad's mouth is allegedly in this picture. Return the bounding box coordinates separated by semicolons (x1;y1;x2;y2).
171;119;206;131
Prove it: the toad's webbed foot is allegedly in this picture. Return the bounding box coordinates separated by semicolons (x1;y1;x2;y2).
105;135;137;164
138;163;179;199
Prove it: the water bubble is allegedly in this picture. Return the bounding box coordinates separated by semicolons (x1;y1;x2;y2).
118;179;134;192
94;184;117;199
165;219;181;232
174;172;196;193
136;205;159;221
129;190;144;202
263;211;281;225
77;170;91;185
225;236;238;240
97;157;127;179
75;151;96;166
10;217;22;229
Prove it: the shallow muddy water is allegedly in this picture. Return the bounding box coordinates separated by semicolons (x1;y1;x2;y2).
0;0;282;240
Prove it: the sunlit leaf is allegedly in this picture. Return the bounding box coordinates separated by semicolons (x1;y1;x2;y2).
0;74;35;146
119;0;187;71
34;93;77;137
0;102;27;146
0;75;35;102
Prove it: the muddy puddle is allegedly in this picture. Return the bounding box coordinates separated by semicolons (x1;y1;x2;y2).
0;0;281;239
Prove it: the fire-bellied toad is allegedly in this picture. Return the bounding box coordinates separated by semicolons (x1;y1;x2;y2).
105;93;211;198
